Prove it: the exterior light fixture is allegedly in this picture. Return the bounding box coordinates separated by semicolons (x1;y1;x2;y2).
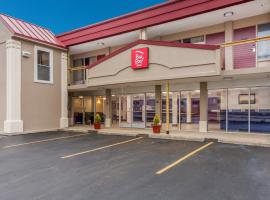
97;99;101;104
97;42;105;46
224;11;234;17
22;51;31;58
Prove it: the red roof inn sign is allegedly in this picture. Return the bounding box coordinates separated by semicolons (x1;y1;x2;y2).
131;47;149;69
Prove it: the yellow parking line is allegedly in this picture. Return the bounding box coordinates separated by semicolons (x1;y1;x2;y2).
156;142;214;175
3;133;92;149
61;137;144;159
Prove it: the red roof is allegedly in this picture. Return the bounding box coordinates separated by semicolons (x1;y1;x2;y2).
87;40;219;69
57;0;252;47
0;14;65;48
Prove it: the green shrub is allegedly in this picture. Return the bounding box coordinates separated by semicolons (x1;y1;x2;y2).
153;114;160;126
95;114;101;123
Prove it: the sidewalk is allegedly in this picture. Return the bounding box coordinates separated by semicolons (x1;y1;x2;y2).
64;126;270;148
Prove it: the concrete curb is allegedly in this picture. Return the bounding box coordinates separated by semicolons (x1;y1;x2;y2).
149;134;205;142
61;127;270;148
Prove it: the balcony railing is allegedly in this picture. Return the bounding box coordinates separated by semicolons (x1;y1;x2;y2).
220;36;270;70
68;66;86;86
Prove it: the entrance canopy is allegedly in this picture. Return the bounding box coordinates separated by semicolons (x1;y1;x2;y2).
86;40;221;87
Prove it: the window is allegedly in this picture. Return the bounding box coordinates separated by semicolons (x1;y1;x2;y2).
183;35;204;44
72;56;98;68
73;58;84;67
71;56;98;85
35;47;53;84
258;23;270;61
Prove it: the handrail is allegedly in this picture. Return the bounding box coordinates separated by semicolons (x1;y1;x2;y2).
68;66;86;71
220;36;270;47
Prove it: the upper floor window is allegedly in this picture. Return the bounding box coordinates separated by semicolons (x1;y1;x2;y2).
258;23;270;61
182;35;204;44
72;56;98;67
34;46;53;84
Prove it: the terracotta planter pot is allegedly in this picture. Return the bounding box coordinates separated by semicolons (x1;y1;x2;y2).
152;125;161;134
94;123;101;129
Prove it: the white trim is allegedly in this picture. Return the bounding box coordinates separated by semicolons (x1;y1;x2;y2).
4;39;23;134
60;52;69;128
34;46;54;84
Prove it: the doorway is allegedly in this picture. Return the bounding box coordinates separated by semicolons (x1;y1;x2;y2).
119;94;146;128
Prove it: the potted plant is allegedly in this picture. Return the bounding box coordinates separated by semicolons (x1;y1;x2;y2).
152;114;161;134
94;113;101;129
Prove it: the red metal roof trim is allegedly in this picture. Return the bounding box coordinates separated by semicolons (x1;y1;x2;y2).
57;0;253;46
86;40;219;69
0;14;66;48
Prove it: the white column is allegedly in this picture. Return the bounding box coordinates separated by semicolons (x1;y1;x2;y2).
225;21;234;70
60;52;69;128
127;95;132;124
4;39;23;134
186;92;192;123
172;92;178;126
139;28;148;40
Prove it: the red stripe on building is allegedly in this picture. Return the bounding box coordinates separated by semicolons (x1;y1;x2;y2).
57;0;253;46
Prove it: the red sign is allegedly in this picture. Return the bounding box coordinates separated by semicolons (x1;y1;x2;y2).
131;47;149;69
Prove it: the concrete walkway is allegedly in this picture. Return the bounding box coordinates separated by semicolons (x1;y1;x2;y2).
64;126;270;147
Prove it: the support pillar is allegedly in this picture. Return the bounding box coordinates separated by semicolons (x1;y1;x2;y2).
155;85;162;119
4;39;23;134
199;82;208;133
69;95;74;126
60;52;69;128
172;92;178;127
166;82;170;134
225;21;234;70
90;96;94;125
186;92;192;123
139;28;148;40
126;95;132;124
105;89;112;128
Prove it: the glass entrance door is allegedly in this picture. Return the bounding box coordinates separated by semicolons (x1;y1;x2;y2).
119;94;146;128
132;94;146;128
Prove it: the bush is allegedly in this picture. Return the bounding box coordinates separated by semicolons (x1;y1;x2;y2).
95;114;101;123
153;114;160;126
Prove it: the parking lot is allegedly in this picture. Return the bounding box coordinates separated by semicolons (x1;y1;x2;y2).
0;131;270;200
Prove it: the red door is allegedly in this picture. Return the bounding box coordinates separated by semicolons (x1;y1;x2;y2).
233;26;256;69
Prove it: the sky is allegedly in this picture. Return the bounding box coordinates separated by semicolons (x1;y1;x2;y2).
0;0;166;35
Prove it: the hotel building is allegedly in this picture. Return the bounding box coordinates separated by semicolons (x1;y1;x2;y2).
0;0;270;136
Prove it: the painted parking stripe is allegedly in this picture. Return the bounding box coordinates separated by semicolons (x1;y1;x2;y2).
3;133;92;149
61;137;144;159
156;142;214;175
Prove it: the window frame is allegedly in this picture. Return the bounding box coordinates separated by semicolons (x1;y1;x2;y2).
34;46;54;84
257;23;270;62
182;35;205;44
